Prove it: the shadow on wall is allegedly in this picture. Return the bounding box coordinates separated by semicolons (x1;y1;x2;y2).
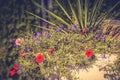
104;73;120;80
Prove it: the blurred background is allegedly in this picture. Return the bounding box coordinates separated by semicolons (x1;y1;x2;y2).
0;0;120;80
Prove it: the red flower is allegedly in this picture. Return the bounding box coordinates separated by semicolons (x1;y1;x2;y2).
82;28;87;33
10;69;16;77
13;64;19;71
20;51;26;57
86;49;94;58
48;48;55;54
80;32;84;34
36;54;44;63
80;28;87;34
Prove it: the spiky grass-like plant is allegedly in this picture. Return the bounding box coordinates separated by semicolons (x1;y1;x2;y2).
26;0;120;33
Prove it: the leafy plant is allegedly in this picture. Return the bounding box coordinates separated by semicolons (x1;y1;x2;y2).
12;27;120;80
1;0;120;80
0;0;39;79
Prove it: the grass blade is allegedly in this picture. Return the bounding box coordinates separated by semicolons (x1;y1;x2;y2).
67;0;81;31
55;0;72;22
32;0;70;27
95;1;120;28
84;0;88;27
92;0;103;27
25;11;57;26
78;0;84;29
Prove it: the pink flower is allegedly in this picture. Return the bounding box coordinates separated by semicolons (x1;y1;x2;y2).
15;38;23;46
80;28;87;34
82;28;87;33
20;51;26;57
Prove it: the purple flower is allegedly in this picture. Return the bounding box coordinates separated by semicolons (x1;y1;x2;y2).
95;34;99;39
101;35;106;39
32;32;42;39
101;55;108;59
87;26;92;30
61;24;67;31
36;32;42;37
57;28;63;31
98;30;103;34
63;27;67;30
22;74;27;79
32;36;36;39
18;65;21;69
45;32;50;37
27;48;31;52
57;24;68;31
9;39;13;43
71;27;76;31
13;44;17;47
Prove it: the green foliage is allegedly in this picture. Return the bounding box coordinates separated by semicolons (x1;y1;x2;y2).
0;0;39;79
0;0;119;79
13;27;119;79
0;0;39;59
